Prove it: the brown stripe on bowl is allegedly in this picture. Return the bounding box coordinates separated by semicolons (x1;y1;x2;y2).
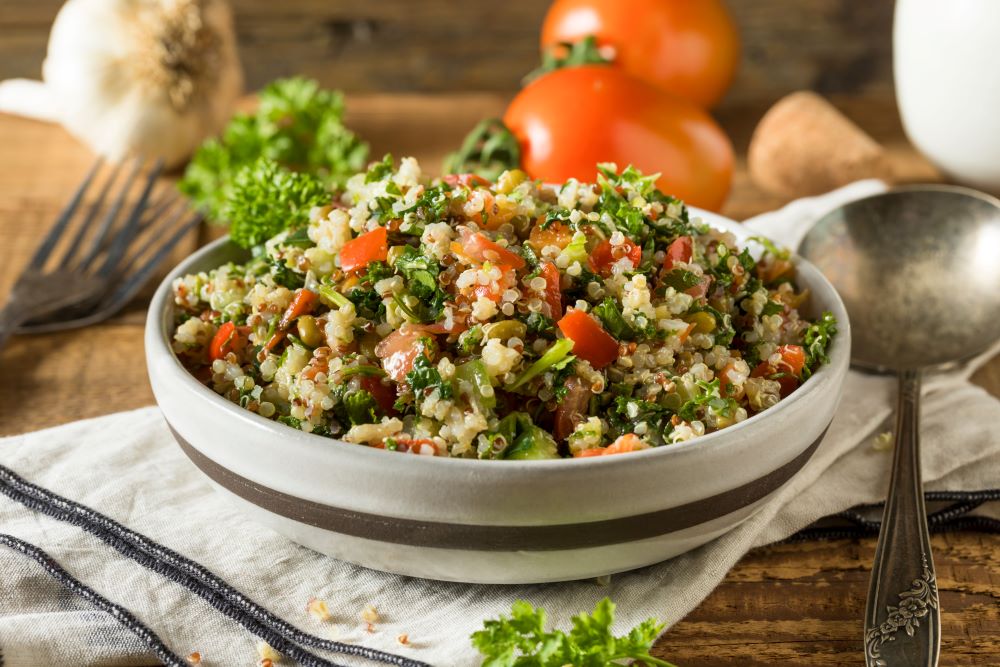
170;423;828;552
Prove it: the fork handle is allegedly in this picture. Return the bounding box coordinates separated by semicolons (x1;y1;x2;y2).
864;369;940;667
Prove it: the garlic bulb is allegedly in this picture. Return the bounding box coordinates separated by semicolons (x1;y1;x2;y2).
0;0;242;169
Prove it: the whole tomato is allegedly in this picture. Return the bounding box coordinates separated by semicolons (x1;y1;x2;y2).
541;0;741;108
503;65;733;211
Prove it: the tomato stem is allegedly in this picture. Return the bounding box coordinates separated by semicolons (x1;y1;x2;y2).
443;118;521;182
524;35;613;85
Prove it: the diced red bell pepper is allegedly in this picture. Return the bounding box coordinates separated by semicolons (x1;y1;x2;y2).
340;226;388;273
557;309;619;369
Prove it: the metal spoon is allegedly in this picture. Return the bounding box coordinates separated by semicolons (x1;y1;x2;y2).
800;185;1000;667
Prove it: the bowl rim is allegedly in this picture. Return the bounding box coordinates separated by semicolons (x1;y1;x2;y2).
147;208;851;471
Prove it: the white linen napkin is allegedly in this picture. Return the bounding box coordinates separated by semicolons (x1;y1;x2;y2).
2;181;999;667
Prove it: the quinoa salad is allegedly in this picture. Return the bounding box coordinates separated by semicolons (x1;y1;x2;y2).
171;158;836;459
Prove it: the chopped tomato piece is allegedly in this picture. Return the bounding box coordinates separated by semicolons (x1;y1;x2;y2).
751;345;806;397
575;447;608;458
456;230;526;270
360;375;398;415
685;274;712;298
553;376;588;441
375;326;432;382
209;321;237;361
340;226;388;273
443;173;491;188
573;434;645;457
557;309;619;369
605;433;645;454
778;344;806;376
589;238;642;276
539;262;563;319
664;236;693;269
527;220;572;253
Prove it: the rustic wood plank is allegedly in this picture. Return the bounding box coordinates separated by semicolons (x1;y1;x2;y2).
0;95;997;666
0;0;894;103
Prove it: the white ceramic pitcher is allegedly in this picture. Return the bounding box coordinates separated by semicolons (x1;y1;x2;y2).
895;0;1000;193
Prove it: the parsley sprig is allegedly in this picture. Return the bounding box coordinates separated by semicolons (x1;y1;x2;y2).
472;598;675;667
801;311;838;380
180;77;368;223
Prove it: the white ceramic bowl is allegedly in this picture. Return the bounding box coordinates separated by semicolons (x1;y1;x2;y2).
145;211;850;584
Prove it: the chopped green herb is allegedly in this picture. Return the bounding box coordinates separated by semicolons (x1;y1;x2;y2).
471;597;674;667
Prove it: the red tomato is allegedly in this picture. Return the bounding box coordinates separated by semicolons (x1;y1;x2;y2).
539;262;563;319
663;235;693;269
374;327;426;383
589;238;642;276
527;220;573;253
554;375;589;441
360;375;398;415
557;309;619;369
340;227;388;273
456;230;526;270
209;321;236;361
778;344;806;376
751;345;806;396
541;0;741;108
504;66;733;211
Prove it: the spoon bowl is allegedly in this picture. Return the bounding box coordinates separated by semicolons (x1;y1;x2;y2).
800;185;1000;370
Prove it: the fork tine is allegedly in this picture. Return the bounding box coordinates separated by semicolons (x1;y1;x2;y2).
100;211;203;312
58;160;125;269
137;188;181;236
118;195;188;274
95;158;164;277
76;157;144;271
28;158;103;269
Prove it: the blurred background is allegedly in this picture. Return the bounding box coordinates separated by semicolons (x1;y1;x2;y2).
1;0;894;103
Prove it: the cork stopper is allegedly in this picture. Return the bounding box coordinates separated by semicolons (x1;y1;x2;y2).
748;91;892;197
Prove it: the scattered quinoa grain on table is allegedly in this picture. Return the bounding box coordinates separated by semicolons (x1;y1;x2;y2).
172;158;836;459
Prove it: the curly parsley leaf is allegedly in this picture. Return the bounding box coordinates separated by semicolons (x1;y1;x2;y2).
180;77;368;222
223;158;330;249
471;597;674;667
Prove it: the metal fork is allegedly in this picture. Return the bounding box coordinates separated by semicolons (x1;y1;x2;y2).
0;158;203;350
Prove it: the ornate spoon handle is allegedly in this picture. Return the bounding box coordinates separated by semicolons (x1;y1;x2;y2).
864;369;940;667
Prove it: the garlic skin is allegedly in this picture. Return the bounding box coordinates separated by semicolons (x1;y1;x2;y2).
42;0;243;169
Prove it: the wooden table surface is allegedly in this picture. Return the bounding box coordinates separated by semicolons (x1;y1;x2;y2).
1;95;997;665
